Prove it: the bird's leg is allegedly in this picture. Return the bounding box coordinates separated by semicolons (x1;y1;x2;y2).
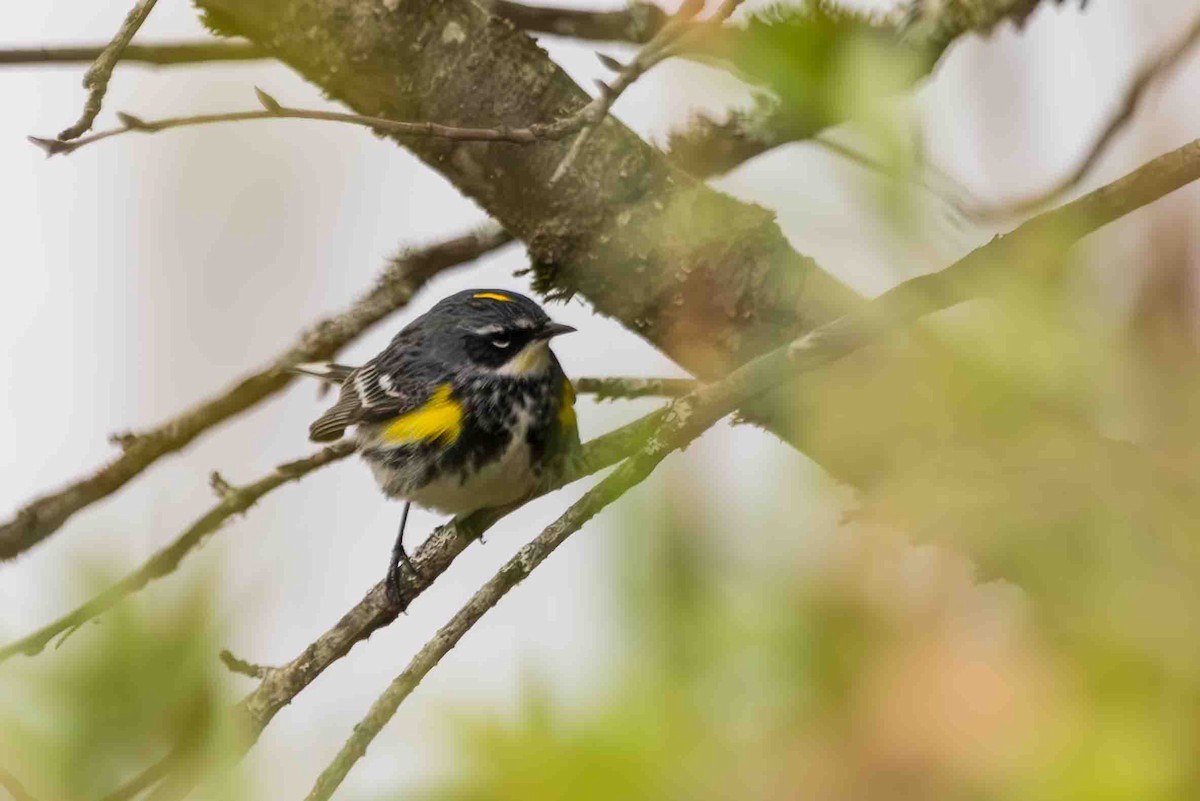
386;502;422;608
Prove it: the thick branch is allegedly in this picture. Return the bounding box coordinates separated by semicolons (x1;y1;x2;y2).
0;226;510;561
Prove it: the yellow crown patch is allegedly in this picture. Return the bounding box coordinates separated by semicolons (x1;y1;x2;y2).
473;292;512;302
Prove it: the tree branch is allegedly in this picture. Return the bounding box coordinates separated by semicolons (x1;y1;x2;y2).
574;376;697;400
0;766;37;801
963;9;1200;220
667;0;1077;177
549;0;744;183
0;41;265;67
485;0;667;43
0;226;510;561
236;409;666;737
0;3;670;71
219;649;274;679
0;443;354;663
57;0;160;140
31;86;595;158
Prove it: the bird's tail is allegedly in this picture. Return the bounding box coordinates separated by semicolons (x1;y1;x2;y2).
289;362;355;385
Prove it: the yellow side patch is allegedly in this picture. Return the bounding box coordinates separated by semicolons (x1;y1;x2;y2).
473;292;512;302
383;384;463;445
559;380;577;429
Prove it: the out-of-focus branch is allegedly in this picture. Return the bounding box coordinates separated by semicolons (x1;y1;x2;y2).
785;137;1200;374
574;376;696;400
57;0;160;140
0;226;511;562
0;443;355;664
305;135;1200;798
0;41;265;67
0;766;37;801
667;0;1077;177
963;10;1200;220
485;0;667;43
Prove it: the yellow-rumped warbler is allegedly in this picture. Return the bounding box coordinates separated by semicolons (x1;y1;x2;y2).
293;289;578;601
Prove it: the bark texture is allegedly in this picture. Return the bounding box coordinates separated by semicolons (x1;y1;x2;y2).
195;0;858;378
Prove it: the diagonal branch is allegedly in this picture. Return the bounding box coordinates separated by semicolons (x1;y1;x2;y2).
574;376;697;400
0;226;511;562
0;766;37;801
57;0;160;141
236;408;667;735
301;135;1200;800
0;442;354;664
963;9;1200;220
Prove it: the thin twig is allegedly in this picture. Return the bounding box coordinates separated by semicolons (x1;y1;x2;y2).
964;10;1200;220
0;226;510;562
57;0;160;140
549;0;744;183
573;376;696;400
301;136;1200;799
0;41;266;67
0;443;354;663
219;649;274;679
98;749;180;801
31;87;579;158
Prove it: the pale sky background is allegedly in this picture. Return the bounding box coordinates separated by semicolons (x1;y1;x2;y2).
1;1;1198;798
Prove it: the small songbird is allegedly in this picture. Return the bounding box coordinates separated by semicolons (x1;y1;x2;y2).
292;289;579;603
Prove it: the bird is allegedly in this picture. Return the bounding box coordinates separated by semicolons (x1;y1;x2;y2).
291;288;579;605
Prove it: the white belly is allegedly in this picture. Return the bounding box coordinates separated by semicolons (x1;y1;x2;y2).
371;408;537;516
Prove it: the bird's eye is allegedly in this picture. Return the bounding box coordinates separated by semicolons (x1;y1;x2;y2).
491;338;511;349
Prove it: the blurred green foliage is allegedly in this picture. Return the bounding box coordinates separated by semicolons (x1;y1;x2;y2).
0;574;247;801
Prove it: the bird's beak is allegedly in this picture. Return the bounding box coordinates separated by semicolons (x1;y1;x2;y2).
535;321;577;340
